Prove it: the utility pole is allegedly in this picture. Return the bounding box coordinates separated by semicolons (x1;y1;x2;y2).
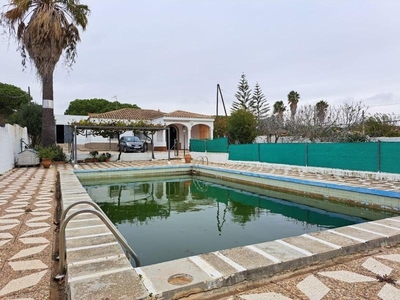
216;84;228;117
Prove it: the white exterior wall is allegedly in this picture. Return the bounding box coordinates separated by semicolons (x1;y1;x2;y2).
54;114;214;149
0;124;29;174
55;115;89;145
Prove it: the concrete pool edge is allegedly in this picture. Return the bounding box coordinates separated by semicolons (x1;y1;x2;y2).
74;163;400;211
60;165;400;299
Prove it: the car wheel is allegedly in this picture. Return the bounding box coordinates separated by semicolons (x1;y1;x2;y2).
142;143;148;153
124;146;127;153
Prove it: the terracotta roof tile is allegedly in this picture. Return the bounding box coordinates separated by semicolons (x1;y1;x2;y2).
164;110;213;119
89;108;166;120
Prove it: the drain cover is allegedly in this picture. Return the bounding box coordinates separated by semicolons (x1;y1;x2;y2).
167;273;193;286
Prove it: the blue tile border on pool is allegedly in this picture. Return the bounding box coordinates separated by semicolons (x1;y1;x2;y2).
199;165;400;199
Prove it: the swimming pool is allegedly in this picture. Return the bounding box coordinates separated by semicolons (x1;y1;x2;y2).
81;175;391;266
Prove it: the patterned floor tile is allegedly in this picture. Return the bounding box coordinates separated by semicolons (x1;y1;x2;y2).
25;222;50;228
377;254;400;263
0;270;47;297
362;257;393;277
0;239;11;247
0;219;20;224
9;260;48;271
0;232;13;238
296;275;330;300
5;210;26;215
19;237;49;244
0;224;19;231
32;207;52;212
240;293;292;300
29;212;51;216
0;213;24;220
27;216;50;223
378;283;400;300
318;270;376;283
20;227;50;237
10;244;48;260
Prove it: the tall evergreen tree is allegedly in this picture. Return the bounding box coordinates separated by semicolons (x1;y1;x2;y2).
231;73;252;113
251;82;269;122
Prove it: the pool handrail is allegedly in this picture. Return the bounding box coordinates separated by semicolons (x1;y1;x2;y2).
57;208;141;277
193;156;208;174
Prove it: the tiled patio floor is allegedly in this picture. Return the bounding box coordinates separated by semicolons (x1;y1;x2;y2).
0;159;400;299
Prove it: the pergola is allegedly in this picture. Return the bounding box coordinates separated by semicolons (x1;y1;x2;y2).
70;124;172;164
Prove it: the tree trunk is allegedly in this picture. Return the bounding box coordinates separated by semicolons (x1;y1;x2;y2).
41;73;55;146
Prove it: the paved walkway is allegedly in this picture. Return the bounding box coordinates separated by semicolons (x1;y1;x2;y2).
0;167;56;299
219;244;400;300
0;160;400;299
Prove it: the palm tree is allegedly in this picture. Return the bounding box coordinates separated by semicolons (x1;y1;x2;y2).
273;100;286;123
287;91;300;118
1;1;90;146
315;100;329;124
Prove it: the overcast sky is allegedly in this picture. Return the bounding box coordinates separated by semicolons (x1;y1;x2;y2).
1;0;400;116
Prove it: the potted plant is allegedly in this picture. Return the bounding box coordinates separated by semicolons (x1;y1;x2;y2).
98;153;107;162
89;150;99;162
37;146;56;168
105;152;112;162
184;154;192;163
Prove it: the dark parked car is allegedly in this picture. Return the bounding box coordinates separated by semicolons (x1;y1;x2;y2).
119;136;145;153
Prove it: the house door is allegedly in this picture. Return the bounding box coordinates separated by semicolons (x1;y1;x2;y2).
56;125;64;143
166;126;178;150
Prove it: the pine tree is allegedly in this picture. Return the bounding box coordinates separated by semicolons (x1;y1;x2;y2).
231;73;252;113
251;82;270;122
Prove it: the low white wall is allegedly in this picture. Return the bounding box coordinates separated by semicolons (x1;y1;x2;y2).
0;124;29;174
190;152;229;164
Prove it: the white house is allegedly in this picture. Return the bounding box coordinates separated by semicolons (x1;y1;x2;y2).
55;108;214;151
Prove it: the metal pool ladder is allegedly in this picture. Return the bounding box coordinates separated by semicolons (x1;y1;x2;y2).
192;155;208;174
55;201;141;279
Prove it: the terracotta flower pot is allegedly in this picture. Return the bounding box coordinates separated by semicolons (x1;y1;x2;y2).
184;154;192;163
41;158;52;169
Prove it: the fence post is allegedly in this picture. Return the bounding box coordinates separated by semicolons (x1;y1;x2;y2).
258;143;261;162
377;140;381;172
305;143;309;167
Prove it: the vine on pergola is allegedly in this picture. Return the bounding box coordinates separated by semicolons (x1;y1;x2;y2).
70;119;166;138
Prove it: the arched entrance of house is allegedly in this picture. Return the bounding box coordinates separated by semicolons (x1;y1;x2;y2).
191;124;211;139
166;125;178;150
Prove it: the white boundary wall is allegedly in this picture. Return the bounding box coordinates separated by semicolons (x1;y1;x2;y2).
0;124;29;175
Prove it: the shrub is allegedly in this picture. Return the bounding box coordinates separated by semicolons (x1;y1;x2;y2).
51;145;67;162
36;146;56;160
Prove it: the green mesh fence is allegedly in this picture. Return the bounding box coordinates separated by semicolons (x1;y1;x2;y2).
206;137;229;153
192;139;400;174
260;144;306;166
229;144;259;161
190;139;206;152
308;143;378;172
190;138;228;153
380;142;400;173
